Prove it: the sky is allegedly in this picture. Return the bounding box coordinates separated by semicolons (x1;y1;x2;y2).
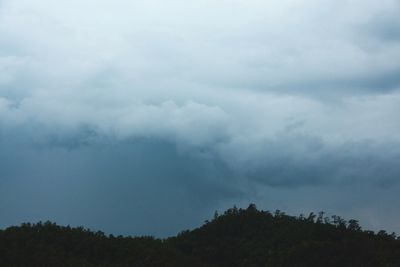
0;0;400;237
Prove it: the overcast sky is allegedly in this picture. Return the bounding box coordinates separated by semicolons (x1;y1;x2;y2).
1;0;400;237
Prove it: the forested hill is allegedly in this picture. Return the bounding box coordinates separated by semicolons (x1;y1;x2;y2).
1;204;400;267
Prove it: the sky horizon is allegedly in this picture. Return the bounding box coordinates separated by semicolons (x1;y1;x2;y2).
1;0;400;237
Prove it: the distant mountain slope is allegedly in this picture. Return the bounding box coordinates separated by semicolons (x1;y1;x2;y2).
1;204;399;267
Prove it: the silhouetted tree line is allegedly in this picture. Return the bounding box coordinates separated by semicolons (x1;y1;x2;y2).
1;204;400;266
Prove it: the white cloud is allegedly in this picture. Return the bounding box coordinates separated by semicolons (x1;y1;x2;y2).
0;0;400;179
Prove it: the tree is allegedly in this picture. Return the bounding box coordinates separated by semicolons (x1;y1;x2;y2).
347;219;361;232
247;203;257;212
316;212;325;224
213;211;219;220
307;212;316;223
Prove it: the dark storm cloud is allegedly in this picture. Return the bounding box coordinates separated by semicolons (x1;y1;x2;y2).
2;124;400;235
0;131;242;236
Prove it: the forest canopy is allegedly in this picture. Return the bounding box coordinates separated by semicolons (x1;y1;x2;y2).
1;204;399;267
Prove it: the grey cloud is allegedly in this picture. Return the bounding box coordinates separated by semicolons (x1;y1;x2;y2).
243;137;400;187
365;12;400;42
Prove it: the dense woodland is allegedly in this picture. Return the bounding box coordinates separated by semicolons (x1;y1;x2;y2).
1;204;400;267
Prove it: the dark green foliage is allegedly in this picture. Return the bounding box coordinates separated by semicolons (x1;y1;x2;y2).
0;221;200;267
1;205;400;267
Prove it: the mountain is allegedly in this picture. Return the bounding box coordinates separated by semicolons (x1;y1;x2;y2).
1;204;399;267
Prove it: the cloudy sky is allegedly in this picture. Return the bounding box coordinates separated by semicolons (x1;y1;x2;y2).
1;0;400;236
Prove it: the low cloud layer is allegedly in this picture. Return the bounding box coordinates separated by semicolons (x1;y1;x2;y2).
1;0;400;235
